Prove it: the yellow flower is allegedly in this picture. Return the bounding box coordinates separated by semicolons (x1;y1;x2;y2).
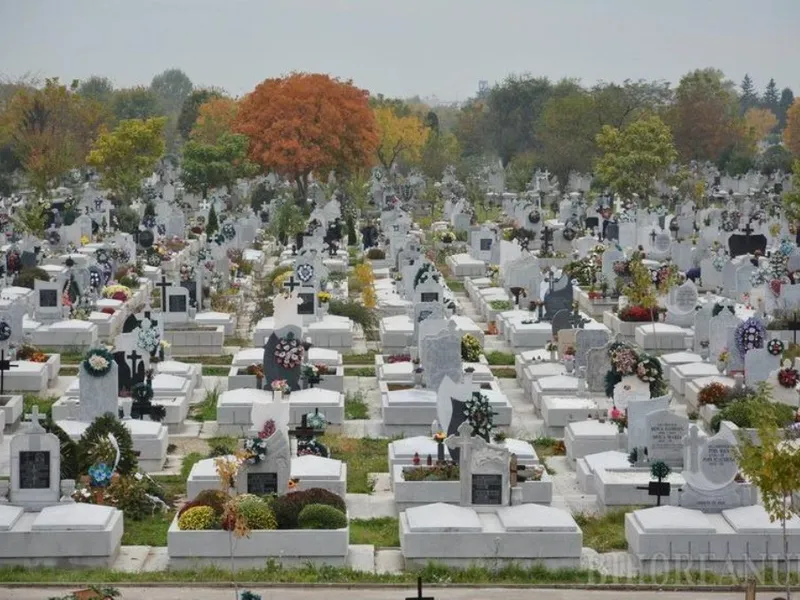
80;235;90;245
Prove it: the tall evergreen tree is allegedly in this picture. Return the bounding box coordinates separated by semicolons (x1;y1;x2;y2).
206;204;219;236
740;74;758;114
764;78;780;112
779;88;796;130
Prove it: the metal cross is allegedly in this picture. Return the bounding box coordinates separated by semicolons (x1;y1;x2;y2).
155;274;170;312
283;275;301;293
636;476;672;506
650;229;657;245
406;577;434;600
741;219;755;240
0;349;18;395
127;349;142;375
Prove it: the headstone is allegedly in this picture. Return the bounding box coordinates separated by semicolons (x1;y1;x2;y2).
586;344;612;393
419;320;463;392
542;275;573;321
744;346;779;387
10;407;61;509
574;329;610;370
644;409;689;467
445;421;510;507
78;360;119;422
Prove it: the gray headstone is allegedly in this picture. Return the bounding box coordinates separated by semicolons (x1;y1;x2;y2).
78;361;119;422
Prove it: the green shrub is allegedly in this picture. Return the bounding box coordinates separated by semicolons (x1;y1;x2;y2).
298;504;348;530
236;495;277;530
272;488;347;529
710;396;795;433
485;351;515;365
366;248;385;260
489;300;512;311
178;506;216;530
461;334;482;362
180;489;228;518
13;267;50;289
329;300;377;332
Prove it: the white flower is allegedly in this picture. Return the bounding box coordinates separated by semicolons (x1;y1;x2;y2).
88;355;109;370
134;472;143;481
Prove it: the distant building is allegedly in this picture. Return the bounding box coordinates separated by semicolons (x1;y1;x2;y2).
477;80;489;98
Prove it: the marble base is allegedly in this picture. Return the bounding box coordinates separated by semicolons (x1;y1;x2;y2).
446;253;486;278
635;323;691;351
565;420;624;462
164;326;225;356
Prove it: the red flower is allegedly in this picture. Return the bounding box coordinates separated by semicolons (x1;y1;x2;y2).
101;307;115;315
618;305;654;322
111;291;127;302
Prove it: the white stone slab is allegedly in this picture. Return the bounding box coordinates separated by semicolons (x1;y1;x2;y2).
496;504;578;532
632;506;715;534
405;503;482;532
31;504;117;531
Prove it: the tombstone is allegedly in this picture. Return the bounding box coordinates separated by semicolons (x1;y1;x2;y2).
436;373;474;453
665;280;699;327
586;344;612;393
728;233;767;258
113;332;147;394
680;425;741;511
445;421;510;507
644;409;688;467
78;359;119;422
601;249;625;289
709;309;741;363
618;222;637;249
626;395;670;455
744;346;779;387
163;286;190;324
470;226;496;263
10;407;61;510
612;376;650;409
693;302;714;353
419;320;463;392
542;275;573;321
413;301;446;346
574;329;610;370
652;231;672;256
262;292;304;392
34;280;63;321
245;400;291;496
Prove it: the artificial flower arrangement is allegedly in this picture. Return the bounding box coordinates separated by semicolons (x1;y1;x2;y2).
244;419;276;465
273;332;304;369
439;230;455;243
545;341;557;352
82;347;114;378
609;406;628;433
245;363;264;379
387;354;411;363
604;341;665;398
15;343;48;363
735;317;766;356
271;379;290;394
179;264;195;282
463;391;497;440
317;291;331;304
302;364;320;382
136;320;161;355
778;360;799;389
718;349;730;364
102;284;132;301
618;305;655;322
697;381;731;406
768;339;785;356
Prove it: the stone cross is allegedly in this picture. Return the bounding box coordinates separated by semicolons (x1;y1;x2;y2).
684;425;702;473
24;405;46;433
445;421;474;465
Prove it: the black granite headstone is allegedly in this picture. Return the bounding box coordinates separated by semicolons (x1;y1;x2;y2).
551;309;572;337
20;251;37;268
263;329;303;392
605;222;619;241
181;280;198;306
728;234;767;258
39;289;58;308
169;295;187;313
543;275;573;321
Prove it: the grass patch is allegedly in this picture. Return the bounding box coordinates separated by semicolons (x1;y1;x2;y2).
532;436;566;459
151;474;185;504
225;336;251;347
41;348;84;363
344;391;369;420
202;366;230;376
23;394;58;419
178;355;233;365
445;278;464;292
321;435;389;494
345;367;376;377
574;508;635;553
179;452;205;482
490;367;516;378
349;517;400;547
190;386;220;422
120;512;173;547
59;366;79;376
207;436;238;456
342;351;377;365
485;351;515;365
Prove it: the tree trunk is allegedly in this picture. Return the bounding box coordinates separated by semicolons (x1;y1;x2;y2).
295;173;309;204
784;512;791;600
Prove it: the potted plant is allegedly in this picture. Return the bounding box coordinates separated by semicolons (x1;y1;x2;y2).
717;349;729;374
563;346;576;374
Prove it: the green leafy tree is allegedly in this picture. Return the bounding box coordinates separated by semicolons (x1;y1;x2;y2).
453;100;490;158
112;87;160;121
737;420;800;600
150;68;193;116
419;130;461;180
86;117;166;203
180;133;255;198
739;73;759;114
594;115;677;201
782;161;800;222
206;204;219;236
177;88;222;140
78;76;114;106
778;88;796;130
268;197;306;245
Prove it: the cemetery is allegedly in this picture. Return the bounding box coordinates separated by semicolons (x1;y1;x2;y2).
2;24;800;598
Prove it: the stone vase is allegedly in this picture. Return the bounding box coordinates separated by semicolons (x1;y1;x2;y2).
320;302;329;317
564;358;575;374
273;390;283;402
716;361;726;374
549;349;557;362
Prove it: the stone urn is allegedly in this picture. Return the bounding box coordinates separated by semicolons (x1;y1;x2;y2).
716;361;726;374
563;356;575;374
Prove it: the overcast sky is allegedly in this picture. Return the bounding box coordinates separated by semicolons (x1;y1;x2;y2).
1;0;797;102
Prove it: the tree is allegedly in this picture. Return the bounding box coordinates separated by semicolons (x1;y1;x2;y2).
235;73;378;199
669;68;746;162
785;98;800;157
419;131;461;180
485;74;552;165
778;88;795;130
453;100;490;158
739;73;759;114
737;417;800;600
757;145;793;175
149;68;193;116
206;204;219;236
782;161;800;221
177;88;222;140
268;196;306;245
594;115;677;200
763;78;780;113
590;79;672;129
3;78;105;198
86;118;166;203
374;106;428;172
181;133;254;198
539;90;597;184
112;87;160;121
191;97;239;145
77;76;114;106
744;107;777;142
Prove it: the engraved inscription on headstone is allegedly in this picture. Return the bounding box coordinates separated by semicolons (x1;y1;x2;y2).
701;442;737;486
471;473;502;505
39;290;58;308
480;239;492;251
19;451;50;489
298;292;315;315
169;295;187;313
420;292;439;303
247;472;278;495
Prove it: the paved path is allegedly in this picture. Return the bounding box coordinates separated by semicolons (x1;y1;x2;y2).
0;585;784;600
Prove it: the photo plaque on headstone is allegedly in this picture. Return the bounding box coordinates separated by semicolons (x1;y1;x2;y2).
480;239;492;251
471;473;502;505
298;293;315;315
19;451;50;489
169;295;187;313
39;290;58;308
420;292;439;303
247;472;278;495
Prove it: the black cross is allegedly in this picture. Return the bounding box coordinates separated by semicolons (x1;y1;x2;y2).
742;219;755;240
288;413;318;440
636;477;671;506
540;226;553;254
406;577;434;600
0;349;18;395
283;275;300;293
650;229;657;245
127;349;142;375
155;274;170;312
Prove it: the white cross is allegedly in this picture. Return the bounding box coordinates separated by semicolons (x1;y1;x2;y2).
25;405;46;433
684;425;703;473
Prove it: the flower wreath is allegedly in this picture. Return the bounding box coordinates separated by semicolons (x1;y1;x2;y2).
636;355;662;383
243;436;268;465
179;265;195;282
82;347;114;378
735;317;766;357
137;320;161;355
767;339;785;356
146;252;162;267
609;343;639;376
142;215;156;229
222;222;236;241
89;270;102;289
562;226;576;241
528;211;541;225
132;381;154;404
720;210;741;232
95;249;110;264
0;319;11;342
48;230;61;246
711;254;726;272
463;391;496;439
778;365;799;389
296;263;315;283
274;332;304;369
413;263;440;289
298;438;329;457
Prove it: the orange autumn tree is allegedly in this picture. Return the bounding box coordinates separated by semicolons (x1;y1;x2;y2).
191;96;239;145
785;98;800;157
235;73;378;199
